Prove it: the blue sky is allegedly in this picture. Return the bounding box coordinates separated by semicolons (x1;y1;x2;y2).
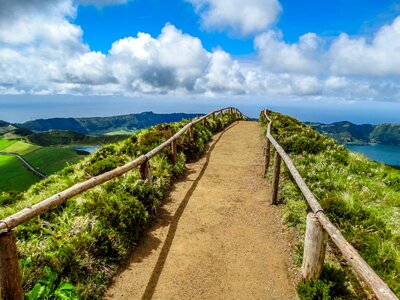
1;0;400;122
76;0;399;55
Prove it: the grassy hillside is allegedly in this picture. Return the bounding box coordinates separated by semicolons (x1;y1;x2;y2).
24;148;86;174
27;130;127;146
1;140;41;155
0;156;40;191
0;138;89;192
261;111;400;299
0;138;16;150
308;121;400;145
18;112;203;135
0;112;241;299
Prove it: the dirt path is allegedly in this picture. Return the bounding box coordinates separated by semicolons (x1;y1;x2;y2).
105;121;298;300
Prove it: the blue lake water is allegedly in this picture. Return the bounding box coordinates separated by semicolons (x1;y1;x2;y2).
346;144;400;167
73;146;100;154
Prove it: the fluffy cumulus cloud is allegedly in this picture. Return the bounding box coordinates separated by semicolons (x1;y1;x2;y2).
187;0;281;35
255;31;323;74
2;0;400;102
330;17;400;76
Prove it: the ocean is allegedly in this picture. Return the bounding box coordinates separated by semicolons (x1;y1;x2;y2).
346;144;400;167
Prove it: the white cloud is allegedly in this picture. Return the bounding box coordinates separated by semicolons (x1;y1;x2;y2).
330;16;400;76
187;0;281;35
195;49;245;94
255;31;323;74
109;24;210;93
2;0;400;103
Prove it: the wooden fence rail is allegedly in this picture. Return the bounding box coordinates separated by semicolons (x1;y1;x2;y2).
0;107;244;300
262;109;398;300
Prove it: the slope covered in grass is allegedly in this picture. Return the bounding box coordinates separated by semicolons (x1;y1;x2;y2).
1;140;41;155
0;138;16;150
24;148;87;174
0;155;39;191
260;110;400;299
0;112;241;299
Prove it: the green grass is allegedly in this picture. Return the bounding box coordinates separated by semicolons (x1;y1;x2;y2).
0;138;16;150
2;140;41;155
104;129;137;136
260;110;400;299
0;155;40;191
24;148;87;174
0;112;242;299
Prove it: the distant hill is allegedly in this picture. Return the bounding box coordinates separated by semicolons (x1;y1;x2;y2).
307;121;400;145
17;112;202;135
0;120;9;127
27;130;127;146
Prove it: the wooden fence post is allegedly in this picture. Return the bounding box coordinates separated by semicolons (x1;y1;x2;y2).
212;113;215;121
264;139;271;175
302;213;328;280
189;125;194;140
0;231;23;300
139;160;152;182
271;151;281;205
202;118;206;126
171;140;177;165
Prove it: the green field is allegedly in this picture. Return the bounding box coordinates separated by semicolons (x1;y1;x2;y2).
0;138;16;150
24;148;86;174
104;129;137;136
1;140;41;155
0;155;40;191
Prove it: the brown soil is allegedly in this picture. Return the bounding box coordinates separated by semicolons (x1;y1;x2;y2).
105;121;298;300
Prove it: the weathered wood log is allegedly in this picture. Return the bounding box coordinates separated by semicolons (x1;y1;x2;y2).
264;139;271;175
271;151;281;205
302;213;327;280
171;140;177;164
189;125;194;140
0;231;23;300
267;133;323;213
139;160;152;182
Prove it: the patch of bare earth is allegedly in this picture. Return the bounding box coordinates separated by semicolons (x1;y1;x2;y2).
105;121;298;300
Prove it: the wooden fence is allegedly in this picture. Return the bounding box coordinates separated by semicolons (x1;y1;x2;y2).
262;109;398;300
0;107;244;300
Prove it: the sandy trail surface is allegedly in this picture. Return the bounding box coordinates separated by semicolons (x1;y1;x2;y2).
105;121;298;300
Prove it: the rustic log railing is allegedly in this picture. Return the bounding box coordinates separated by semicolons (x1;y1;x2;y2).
0;107;244;300
262;109;398;300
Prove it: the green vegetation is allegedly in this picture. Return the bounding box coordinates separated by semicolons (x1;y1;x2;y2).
24;148;87;174
104;129;137;136
308;121;400;145
1;140;41;155
0;138;16;150
18;112;202;135
0;112;241;299
27;130;127;146
261;110;400;299
0;156;39;191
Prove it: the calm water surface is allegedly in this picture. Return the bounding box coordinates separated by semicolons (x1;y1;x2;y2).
346;144;400;167
74;146;100;154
